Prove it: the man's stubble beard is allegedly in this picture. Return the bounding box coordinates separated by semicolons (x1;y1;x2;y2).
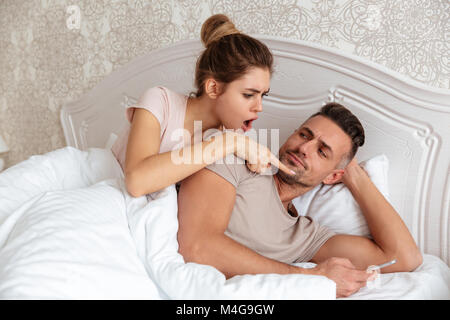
277;153;313;188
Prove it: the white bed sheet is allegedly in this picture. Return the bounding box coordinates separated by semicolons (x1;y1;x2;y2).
0;147;448;299
342;254;450;300
128;181;450;300
0;147;161;299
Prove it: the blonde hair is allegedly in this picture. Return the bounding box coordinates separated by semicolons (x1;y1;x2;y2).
195;14;273;97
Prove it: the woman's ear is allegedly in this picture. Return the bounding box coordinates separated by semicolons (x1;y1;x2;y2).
204;78;222;99
322;169;345;185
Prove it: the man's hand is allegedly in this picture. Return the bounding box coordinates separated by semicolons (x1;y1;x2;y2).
311;257;371;298
341;157;368;188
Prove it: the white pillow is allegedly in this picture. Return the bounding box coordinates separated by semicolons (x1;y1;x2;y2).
292;154;390;237
0;147;123;226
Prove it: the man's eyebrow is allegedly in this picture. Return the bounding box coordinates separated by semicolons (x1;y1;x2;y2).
301;126;334;156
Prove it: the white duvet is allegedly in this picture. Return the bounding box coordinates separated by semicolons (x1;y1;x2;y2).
0;147;448;299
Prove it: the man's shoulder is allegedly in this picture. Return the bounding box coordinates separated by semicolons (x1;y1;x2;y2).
206;154;253;188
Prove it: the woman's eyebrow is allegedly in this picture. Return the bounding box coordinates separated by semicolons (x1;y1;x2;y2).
244;88;270;94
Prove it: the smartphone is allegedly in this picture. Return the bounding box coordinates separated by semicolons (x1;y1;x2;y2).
375;259;397;269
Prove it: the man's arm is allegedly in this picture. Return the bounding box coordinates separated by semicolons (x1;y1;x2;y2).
177;168;305;278
311;159;423;273
177;167;371;297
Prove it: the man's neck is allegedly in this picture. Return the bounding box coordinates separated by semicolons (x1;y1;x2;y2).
272;174;313;211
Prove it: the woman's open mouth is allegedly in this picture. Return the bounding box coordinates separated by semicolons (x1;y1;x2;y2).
241;118;257;132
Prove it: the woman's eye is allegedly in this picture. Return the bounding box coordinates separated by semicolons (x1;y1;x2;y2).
243;93;253;98
262;93;268;98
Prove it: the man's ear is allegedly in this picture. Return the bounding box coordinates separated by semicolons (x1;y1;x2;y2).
204;78;222;99
322;169;345;185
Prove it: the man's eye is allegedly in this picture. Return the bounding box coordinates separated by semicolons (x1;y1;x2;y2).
319;149;327;158
262;93;268;98
243;93;253;98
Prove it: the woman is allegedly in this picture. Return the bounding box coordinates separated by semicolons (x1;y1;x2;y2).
112;14;294;197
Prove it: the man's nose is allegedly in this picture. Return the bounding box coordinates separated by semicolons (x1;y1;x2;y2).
298;139;314;157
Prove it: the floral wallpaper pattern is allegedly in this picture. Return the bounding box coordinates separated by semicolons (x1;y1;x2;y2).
0;0;448;168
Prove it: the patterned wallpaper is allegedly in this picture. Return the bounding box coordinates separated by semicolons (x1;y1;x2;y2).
0;0;449;169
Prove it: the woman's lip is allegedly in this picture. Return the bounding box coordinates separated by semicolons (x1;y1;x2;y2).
241;119;255;132
288;152;305;168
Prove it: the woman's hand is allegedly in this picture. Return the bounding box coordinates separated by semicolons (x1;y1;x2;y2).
231;132;295;175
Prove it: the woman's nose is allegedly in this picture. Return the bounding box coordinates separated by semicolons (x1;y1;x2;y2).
255;97;263;112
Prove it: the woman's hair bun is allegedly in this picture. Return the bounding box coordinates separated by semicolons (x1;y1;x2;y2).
194;13;273;97
201;14;240;47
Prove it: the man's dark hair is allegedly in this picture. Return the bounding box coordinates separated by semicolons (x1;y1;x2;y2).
309;102;365;167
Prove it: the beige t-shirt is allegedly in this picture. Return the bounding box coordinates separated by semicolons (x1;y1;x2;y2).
206;154;335;264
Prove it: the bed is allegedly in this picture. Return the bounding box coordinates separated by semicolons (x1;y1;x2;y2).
0;36;449;299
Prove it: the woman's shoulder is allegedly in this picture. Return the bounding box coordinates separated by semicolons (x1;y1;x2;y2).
136;86;186;110
142;86;187;100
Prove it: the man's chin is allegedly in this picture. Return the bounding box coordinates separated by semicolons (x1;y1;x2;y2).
277;155;310;187
277;168;311;188
277;170;297;185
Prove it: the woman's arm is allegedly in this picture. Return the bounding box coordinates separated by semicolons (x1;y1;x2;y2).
124;108;293;197
124;108;235;197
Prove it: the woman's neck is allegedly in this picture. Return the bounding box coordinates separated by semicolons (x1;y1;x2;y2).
185;95;222;134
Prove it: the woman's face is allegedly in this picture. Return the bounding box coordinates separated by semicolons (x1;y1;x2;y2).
214;67;271;132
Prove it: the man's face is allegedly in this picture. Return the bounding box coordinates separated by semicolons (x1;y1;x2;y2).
277;115;352;187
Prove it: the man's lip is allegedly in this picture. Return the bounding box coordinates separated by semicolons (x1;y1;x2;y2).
287;152;305;168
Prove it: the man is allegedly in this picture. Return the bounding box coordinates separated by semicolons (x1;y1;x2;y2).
177;103;422;298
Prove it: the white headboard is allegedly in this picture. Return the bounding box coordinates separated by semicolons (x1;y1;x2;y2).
60;36;450;265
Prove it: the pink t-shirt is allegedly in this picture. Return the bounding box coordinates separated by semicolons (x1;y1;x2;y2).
111;86;189;171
